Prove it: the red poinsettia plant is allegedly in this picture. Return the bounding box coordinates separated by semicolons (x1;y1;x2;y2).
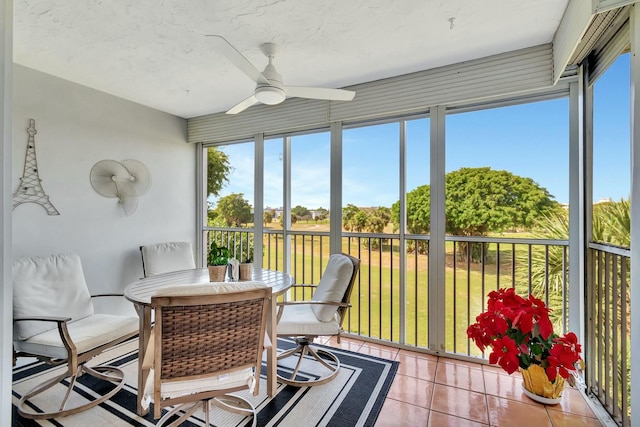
467;288;583;386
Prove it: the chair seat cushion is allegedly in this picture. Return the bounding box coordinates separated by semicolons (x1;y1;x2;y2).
142;367;256;410
277;304;341;336
14;313;139;360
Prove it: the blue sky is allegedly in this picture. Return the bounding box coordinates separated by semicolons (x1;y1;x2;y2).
592;53;631;203
218;53;630;209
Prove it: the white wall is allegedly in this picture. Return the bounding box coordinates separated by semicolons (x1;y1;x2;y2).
1;0;13;424
12;64;196;297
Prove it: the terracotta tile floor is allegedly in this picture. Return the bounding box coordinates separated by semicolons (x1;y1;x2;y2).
321;336;606;427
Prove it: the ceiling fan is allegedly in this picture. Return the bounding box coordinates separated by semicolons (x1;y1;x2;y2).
208;35;356;114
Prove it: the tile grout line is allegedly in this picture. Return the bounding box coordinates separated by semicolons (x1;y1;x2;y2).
328;337;603;427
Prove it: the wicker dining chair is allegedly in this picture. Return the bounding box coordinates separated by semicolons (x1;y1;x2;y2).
142;282;271;427
276;253;360;386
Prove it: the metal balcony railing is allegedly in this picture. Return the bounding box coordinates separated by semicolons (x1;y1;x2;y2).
444;236;570;357
204;228;570;349
587;242;631;427
204;227;629;426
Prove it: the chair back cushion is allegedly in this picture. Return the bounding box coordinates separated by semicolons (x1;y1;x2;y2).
311;254;355;322
13;254;94;341
141;241;196;277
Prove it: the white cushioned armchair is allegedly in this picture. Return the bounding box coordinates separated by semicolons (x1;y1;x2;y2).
12;253;139;419
276;253;360;386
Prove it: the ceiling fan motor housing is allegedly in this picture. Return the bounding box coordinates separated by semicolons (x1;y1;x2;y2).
255;63;285;104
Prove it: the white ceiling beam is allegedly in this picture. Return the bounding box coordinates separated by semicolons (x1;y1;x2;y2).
593;0;637;14
554;0;638;84
553;0;596;84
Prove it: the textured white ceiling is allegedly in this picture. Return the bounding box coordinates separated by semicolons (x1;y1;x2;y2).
13;0;569;119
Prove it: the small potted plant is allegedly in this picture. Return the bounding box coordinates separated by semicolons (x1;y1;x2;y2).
239;255;253;281
238;244;254;281
207;240;230;282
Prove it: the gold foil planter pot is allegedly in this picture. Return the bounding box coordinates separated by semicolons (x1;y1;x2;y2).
521;364;565;405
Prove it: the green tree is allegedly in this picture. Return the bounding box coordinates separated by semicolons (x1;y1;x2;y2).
445;167;558;236
342;204;360;231
352;210;369;232
448;167;558;260
207;147;232;197
292;205;310;218
278;213;297;227
390;186;431;254
207;209;224;227
363;207;391;250
391;184;431;234
366;207;391;233
215;193;252;227
391;168;559;259
314;207;329;222
263;210;274;226
392;168;558;236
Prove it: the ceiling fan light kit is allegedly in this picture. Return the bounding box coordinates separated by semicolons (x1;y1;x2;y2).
208;35;356;114
255;86;285;105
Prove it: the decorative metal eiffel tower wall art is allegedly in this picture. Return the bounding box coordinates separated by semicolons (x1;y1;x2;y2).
13;119;60;215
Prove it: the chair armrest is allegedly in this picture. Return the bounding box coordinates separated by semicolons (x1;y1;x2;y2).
283;284;320;307
276;301;351;323
263;333;272;351
277;300;350;307
13;316;77;359
289;284;318;289
287;284;318;297
91;293;136;316
91;293;125;298
14;316;71;323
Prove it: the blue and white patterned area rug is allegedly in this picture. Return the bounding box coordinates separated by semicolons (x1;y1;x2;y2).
12;338;398;426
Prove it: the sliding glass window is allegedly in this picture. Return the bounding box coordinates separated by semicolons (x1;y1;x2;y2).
445;98;569;356
289;131;331;286
205;141;255;262
342;121;400;341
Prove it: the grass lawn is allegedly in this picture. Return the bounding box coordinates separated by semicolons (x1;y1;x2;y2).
230;221;562;357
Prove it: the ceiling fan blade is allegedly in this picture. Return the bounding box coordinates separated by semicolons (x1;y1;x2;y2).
284;86;356;101
226;95;259;115
207;35;269;85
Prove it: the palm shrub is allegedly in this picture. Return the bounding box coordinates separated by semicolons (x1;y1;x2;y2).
517;210;569;326
521;199;631;415
593;199;630;246
518;199;630;328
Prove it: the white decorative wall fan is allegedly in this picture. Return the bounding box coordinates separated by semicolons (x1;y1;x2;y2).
90;159;151;216
208;35;356;114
